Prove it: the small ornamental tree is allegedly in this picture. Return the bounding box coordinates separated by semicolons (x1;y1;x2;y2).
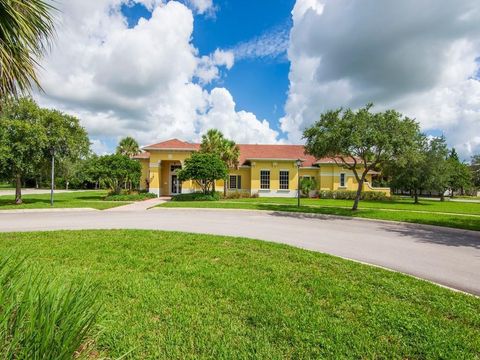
304;104;421;210
97;154;141;194
177;153;227;194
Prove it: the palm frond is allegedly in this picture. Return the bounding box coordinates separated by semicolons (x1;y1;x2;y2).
0;0;56;98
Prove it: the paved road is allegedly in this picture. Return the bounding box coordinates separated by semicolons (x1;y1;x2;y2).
0;208;478;295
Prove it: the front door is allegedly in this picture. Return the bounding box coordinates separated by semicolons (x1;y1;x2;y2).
171;175;182;194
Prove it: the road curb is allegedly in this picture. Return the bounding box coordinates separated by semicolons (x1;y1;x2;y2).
0;208;99;214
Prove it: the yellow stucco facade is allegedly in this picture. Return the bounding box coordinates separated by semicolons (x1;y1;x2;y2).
136;145;390;197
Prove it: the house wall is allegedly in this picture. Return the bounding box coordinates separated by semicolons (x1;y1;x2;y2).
137;150;390;197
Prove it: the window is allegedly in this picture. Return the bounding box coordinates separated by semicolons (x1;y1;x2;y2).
340;173;346;187
279;171;289;190
229;175;242;189
229;175;237;189
260;170;270;189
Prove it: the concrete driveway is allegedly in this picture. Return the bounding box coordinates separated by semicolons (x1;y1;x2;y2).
0;208;478;295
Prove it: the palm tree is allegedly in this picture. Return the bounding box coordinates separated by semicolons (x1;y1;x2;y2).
0;0;56;98
116;136;140;157
200;129;240;196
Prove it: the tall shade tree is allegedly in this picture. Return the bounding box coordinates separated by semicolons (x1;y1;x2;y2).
116;136;140;157
384;135;430;204
200;129;240;196
304;104;421;210
0;98;90;203
447;149;472;196
471;155;480;189
425;137;451;201
0;0;56;98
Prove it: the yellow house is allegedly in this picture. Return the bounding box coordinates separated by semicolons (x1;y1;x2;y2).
133;139;390;197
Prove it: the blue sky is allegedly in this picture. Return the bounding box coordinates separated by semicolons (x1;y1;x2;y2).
37;0;480;158
121;0;295;135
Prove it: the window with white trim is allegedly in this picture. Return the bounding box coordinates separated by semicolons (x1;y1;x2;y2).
279;171;289;190
340;173;346;187
260;170;270;189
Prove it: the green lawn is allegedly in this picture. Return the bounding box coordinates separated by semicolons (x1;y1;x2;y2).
0;230;478;359
0;190;130;210
160;197;480;231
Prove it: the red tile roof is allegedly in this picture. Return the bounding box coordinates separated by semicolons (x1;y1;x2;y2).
138;139;350;167
143;138;199;150
132;151;150;159
236;144;318;166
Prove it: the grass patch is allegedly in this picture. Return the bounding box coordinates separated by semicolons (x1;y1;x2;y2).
159;199;480;231
0;230;478;359
0;258;99;359
0;191;130;210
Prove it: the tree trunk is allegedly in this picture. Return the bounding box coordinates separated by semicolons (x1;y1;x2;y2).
414;189;419;204
223;179;227;198
352;179;364;211
440;192;445;201
15;174;22;205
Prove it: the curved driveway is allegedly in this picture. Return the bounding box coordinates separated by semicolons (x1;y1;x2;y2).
0;208;479;295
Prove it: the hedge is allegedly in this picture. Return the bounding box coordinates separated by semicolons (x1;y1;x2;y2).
318;190;389;201
171;192;221;202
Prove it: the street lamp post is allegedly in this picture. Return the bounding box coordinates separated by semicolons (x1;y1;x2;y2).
296;158;303;207
50;148;55;207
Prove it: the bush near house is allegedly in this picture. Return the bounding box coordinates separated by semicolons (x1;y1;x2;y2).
318;190;389;201
172;192;222;201
223;191;259;199
104;190;157;202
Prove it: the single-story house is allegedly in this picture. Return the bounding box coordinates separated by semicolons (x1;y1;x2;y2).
133;138;390;197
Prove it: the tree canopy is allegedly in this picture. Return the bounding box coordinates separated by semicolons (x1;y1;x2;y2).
0;98;90;203
200;129;240;195
116;137;140;157
177;152;227;194
304;104;421;210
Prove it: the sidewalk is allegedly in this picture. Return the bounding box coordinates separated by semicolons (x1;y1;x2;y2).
104;197;169;211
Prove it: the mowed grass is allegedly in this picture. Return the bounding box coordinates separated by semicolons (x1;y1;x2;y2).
0;190;129;210
0;230;478;359
160;197;480;231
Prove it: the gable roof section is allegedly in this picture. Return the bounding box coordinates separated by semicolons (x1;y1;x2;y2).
143;138;200;151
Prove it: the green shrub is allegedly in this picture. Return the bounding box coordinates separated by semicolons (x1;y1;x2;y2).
0;258;99;359
104;191;157;201
223;191;255;199
318;190;388;201
300;178;317;197
171;192;221;201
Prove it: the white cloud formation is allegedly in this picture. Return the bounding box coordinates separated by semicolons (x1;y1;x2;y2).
36;0;278;151
230;22;290;61
184;0;215;15
282;0;480;158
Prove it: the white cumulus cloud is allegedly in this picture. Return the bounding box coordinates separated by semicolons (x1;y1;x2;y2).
282;0;480;158
36;0;279;151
